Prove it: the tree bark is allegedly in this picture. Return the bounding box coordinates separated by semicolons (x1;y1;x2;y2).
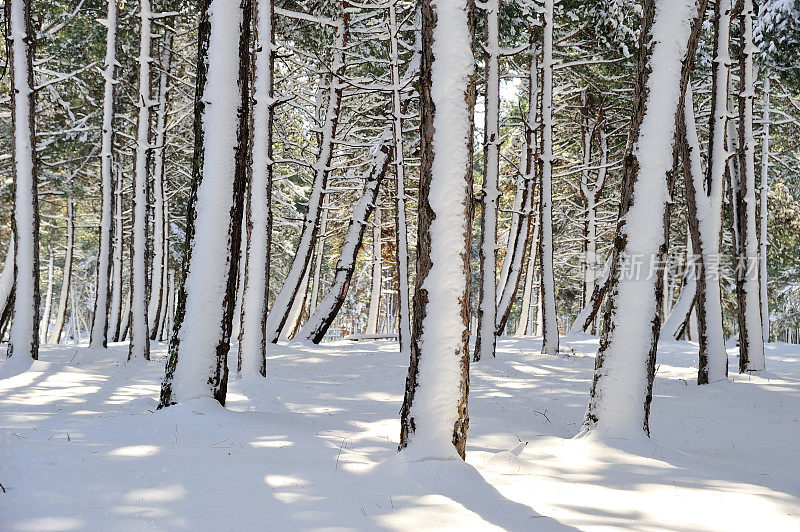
50;196;74;345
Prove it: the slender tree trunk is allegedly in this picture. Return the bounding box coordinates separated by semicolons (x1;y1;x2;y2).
89;0;119;349
0;238;15;340
388;0;412;355
539;0;559;355
583;0;706;438
129;0;153;361
759;74;770;344
39;242;54;343
120;285;131;341
238;0;274;377
266;11;349;343
309;194;328;315
299;136;392;344
160;0;251;406
569;254;612;335
148;30;174;340
282;259;311;340
50;196;74;345
399;0;475;460
475;0;500;361
108;162;124;341
366;203;382;335
6;0;40;363
735;0;765;372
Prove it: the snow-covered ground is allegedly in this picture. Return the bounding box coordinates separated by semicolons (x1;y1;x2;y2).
1;335;798;530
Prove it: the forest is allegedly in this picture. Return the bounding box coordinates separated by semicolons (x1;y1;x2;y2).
1;0;800;529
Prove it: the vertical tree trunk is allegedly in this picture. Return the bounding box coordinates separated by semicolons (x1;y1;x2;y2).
539;0;559;355
475;0;500;361
129;0;153;361
388;0;412;355
309;194;329;315
50;196;74;345
735;0;765;372
6;0;40;364
148;30;174;340
366;203;382;335
90;0;119;349
299;137;392;344
759;74;770;344
583;0;706;438
39;241;54;343
238;0;274;377
266;11;349;343
0;238;15;341
160;0;251;406
108;162;124;341
399;0;475;460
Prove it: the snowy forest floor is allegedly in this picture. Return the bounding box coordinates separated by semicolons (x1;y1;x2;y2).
1;335;799;531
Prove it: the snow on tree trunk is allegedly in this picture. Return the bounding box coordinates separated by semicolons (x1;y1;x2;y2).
398;0;475;460
120;286;131;341
266;12;348;344
39;242;54;343
735;0;765;373
108;162;124;342
50;196;74;345
238;0;274;378
299;136;392;344
659;258;696;340
583;0;705;438
309;194;329;315
148;30;174;341
388;0;412;356
89;0;119;349
281;260;311;340
6;0;40;364
129;0;153;361
759;74;770;344
366;203;382;335
515;209;540;337
680;83;727;383
475;0;500;362
160;0;251;407
539;0;559;355
569;254;612;335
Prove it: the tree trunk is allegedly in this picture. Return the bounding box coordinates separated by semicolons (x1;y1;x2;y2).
108;161;124;342
539;0;559;355
759;74;770;344
160;0;251;407
0;238;15;341
148;30;174;340
6;0;40;364
266;10;349;343
475;0;500;362
129;0;153;361
309;194;329;315
39;241;54;343
50;196;74;345
299;135;392;344
366;203;382;335
735;0;765;372
583;0;706;438
238;0;274;377
399;0;475;460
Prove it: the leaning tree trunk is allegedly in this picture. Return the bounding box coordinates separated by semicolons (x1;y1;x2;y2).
90;0;119;349
539;0;559;355
299;135;392;344
238;0;274;378
129;0;153;361
266;12;349;343
148;30;174;340
735;0;765;373
160;0;251;407
569;254;612;335
583;0;706;438
0;238;15;340
474;0;500;362
398;0;475;460
6;0;40;364
50;196;74;345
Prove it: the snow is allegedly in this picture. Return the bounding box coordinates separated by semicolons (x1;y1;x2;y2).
404;0;474;457
2;336;799;529
0;239;15;320
167;0;243;401
586;0;697;438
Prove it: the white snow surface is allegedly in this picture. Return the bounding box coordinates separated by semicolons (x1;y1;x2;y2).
406;0;474;458
1;335;799;530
